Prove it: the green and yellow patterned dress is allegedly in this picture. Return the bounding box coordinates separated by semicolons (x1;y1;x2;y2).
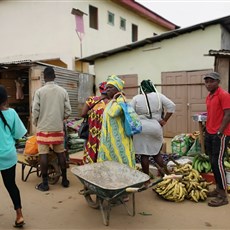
97;96;136;168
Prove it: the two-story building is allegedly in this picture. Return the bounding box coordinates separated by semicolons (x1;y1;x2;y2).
0;0;177;133
0;0;177;72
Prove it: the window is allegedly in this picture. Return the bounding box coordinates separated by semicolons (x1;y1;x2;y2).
120;17;126;30
89;5;98;30
108;11;114;26
132;24;138;42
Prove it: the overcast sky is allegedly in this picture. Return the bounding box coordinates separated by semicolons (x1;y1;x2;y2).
136;1;230;28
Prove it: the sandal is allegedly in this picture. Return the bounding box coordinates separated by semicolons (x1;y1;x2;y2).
35;183;49;192
208;195;228;207
13;219;25;228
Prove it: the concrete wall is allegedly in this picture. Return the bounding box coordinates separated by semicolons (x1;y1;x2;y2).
94;24;222;89
0;0;169;70
221;26;230;50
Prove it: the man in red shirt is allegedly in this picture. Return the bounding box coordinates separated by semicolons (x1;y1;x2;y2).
204;72;230;207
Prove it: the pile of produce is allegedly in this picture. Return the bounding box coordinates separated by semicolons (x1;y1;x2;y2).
224;145;230;170
192;154;212;173
171;131;200;156
153;163;212;202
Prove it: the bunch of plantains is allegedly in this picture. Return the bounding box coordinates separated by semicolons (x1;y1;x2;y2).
224;145;230;170
192;154;212;173
154;162;212;202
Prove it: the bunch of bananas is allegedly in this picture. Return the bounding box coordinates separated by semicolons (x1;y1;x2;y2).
192;154;212;173
154;163;212;202
224;158;230;170
183;169;211;202
154;178;187;202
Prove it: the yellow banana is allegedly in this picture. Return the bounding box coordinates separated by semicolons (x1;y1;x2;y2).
195;190;200;201
158;178;172;186
191;190;198;202
199;190;205;200
191;169;200;178
164;187;175;197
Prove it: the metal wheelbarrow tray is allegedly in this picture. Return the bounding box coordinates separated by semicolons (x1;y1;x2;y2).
71;161;150;226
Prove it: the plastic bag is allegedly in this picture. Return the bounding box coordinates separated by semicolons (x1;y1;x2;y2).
119;101;142;137
171;133;194;156
187;138;201;157
24;135;38;155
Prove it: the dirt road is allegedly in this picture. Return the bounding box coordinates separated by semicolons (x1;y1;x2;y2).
0;163;230;230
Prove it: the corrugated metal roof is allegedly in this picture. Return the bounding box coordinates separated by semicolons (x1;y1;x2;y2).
79;15;230;64
0;53;60;65
208;49;230;57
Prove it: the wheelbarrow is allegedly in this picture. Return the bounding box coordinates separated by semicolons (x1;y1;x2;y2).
71;161;181;226
17;152;61;184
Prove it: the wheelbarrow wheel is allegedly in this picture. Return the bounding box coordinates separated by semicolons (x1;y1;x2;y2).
48;162;61;185
84;193;100;209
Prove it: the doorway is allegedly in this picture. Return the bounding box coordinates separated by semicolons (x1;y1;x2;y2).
161;69;212;137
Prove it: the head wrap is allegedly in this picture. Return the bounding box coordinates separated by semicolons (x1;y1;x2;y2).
99;81;107;94
106;75;124;91
140;80;156;94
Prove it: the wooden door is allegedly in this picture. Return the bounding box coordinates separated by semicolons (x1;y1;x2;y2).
119;74;138;99
162;72;188;137
161;70;211;137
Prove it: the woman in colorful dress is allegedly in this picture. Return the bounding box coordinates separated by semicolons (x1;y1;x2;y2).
97;75;136;168
81;82;109;163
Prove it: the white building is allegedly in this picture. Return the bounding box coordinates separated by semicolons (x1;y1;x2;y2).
0;0;177;72
80;16;230;136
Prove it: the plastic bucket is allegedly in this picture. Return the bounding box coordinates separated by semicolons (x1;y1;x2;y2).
226;171;230;185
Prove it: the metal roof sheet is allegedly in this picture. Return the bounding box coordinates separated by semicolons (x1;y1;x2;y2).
0;54;60;65
208;49;230;57
79;15;230;64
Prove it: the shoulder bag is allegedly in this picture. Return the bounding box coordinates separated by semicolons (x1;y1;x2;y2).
118;94;142;137
78;97;104;139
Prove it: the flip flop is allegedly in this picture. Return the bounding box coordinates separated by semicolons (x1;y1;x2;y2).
208;196;228;207
13;220;25;228
35;183;49;192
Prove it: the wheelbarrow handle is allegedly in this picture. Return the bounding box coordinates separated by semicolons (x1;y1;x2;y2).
126;178;163;193
125;174;183;193
126;187;141;193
